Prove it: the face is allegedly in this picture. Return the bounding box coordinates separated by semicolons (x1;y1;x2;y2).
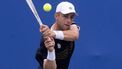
55;13;75;30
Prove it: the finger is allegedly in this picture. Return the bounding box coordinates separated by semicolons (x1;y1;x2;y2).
43;36;48;40
41;25;48;29
50;37;54;41
43;30;55;37
44;39;51;44
44;40;55;46
44;37;55;45
43;29;50;36
40;25;49;33
44;41;55;48
44;37;52;42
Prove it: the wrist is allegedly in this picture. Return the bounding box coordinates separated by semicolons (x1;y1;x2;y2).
48;47;54;52
53;31;64;40
47;50;55;61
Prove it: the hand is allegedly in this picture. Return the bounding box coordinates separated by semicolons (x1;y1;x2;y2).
40;25;56;38
44;36;55;52
40;25;49;33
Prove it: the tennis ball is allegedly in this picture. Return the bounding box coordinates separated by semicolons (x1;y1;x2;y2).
43;3;52;12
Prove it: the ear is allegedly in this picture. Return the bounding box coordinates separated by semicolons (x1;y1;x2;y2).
55;12;60;19
54;13;57;19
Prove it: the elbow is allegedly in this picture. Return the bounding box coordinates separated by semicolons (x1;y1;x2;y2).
73;32;79;41
73;34;79;40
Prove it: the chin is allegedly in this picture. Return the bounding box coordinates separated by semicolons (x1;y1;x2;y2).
63;27;70;30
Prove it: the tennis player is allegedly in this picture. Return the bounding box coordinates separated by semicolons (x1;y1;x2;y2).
36;1;80;69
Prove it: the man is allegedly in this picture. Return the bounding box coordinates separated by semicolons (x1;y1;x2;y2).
36;1;80;69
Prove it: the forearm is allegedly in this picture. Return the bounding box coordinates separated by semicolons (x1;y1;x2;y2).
43;59;57;69
53;29;79;41
63;30;79;41
53;25;79;41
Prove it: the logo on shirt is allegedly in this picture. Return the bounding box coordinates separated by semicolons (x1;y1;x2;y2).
57;43;61;49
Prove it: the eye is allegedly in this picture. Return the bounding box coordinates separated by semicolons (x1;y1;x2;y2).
70;15;74;19
63;14;68;18
62;14;75;20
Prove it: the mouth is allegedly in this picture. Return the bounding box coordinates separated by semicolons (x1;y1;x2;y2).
64;24;70;27
64;24;70;29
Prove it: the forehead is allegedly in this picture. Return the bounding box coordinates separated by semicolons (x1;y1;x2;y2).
63;13;75;16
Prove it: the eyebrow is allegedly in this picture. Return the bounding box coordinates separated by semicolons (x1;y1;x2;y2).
63;14;75;17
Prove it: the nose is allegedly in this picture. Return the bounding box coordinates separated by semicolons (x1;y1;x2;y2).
66;17;72;25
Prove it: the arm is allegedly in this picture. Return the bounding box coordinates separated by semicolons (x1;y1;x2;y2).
62;24;79;41
43;37;57;69
40;24;80;41
53;24;79;41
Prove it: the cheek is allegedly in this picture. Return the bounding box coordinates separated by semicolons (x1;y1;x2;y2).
58;18;65;24
57;17;62;22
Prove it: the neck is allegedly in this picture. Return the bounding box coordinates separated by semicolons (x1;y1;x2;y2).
51;22;61;30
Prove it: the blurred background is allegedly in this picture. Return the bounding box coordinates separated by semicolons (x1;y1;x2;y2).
0;0;122;69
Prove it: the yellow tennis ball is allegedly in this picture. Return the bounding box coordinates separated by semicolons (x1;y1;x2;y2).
43;3;52;12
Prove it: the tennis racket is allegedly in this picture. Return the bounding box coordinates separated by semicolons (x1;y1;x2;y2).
26;0;43;26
